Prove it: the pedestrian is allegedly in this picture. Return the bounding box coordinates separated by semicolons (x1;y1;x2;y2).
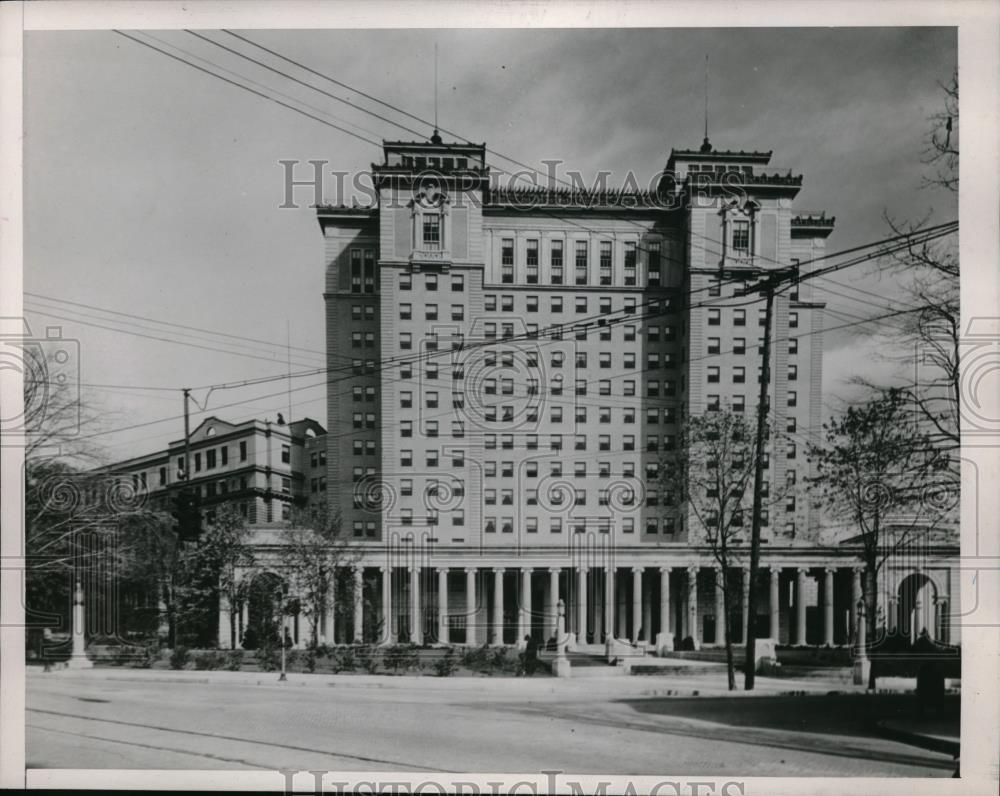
523;634;538;676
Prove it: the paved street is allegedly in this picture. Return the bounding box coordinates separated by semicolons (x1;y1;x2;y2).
26;670;956;776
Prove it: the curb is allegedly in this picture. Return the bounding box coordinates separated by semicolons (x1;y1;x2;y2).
872;719;960;757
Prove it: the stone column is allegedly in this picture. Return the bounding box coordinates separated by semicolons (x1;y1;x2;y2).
593;570;604;641
548;568;560;640
492;568;505;645
687;566;699;649
631;567;643;643
576;567;588;644
437;568;449;645
714;569;725;647
823;568;835;646
850;567;862;639
380;566;392;645
935;597;948;643
740;568;750;645
68;581;93;669
239;601;248;646
617;575;627;638
888;595;899;634
794;568;807;646
604;567;615;640
769;566;780;641
465;568;477;646
643;578;652;644
852;598;870;686
520;568;532;644
353;566;364;643
658;567;671;651
410;567;423;645
218;593;232;650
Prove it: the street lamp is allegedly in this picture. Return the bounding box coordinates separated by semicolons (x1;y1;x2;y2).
278;584;290;682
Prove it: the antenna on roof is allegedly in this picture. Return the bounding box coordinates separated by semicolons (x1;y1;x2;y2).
431;42;442;144
701;53;712;153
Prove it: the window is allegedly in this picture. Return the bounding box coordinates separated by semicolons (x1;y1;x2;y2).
708;278;721;298
732;220;750;253
600;352;612;369
281;445;290;464
788;390;798;408
707;337;721;355
732;394;745;413
601;380;613;396
707;366;720;384
624;408;636;424
576;296;587;314
426;450;439;467
485;294;496;311
708;308;721;326
624;241;637;285
451;304;464;321
622;380;635;396
550;240;564;284
400;273;412;291
423;214;441;247
526;518;538;534
400;420;413;437
789;337;798;355
526;240;539;283
550;517;562;534
624;325;636;341
733;337;746;355
786;416;797;433
788;364;798;381
575;241;588;284
647;242;661;286
574;434;586;450
501;294;514;312
789;311;800;330
501;238;514;282
733;366;746;384
350;248;363;293
551;296;563;313
425;304;438;320
707;394;721;411
787;442;797;460
452;274;464;292
599;241;612;284
401;450;413;466
623;434;635;451
239;441;247;461
733;309;746;326
425;273;438;292
400;391;413;408
400;303;412;320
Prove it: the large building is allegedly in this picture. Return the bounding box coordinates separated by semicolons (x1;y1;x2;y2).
243;133;956;653
99;415;327;527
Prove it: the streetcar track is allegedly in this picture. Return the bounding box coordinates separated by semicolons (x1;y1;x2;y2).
27;707;451;772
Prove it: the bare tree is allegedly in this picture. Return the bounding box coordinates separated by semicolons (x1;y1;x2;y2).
806;389;954;684
660;409;764;690
277;505;359;648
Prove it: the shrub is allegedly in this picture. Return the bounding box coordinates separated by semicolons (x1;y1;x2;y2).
434;647;458;677
383;643;420;674
679;636;696;652
225;650;244;671
337;645;357;672
255;646;279;672
193;650;226;670
355;644;379;674
302;648;317;673
461;644;491;671
169;645;190;670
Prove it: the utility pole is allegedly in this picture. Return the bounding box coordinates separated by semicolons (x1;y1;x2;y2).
182;388;192;483
740;266;797;690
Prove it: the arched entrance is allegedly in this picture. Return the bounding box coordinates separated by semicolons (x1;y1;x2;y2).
243;571;286;650
897;572;937;642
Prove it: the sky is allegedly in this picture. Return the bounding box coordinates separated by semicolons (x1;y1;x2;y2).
23;26;958;462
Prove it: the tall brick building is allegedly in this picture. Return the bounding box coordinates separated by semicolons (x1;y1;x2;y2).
311;134;955;652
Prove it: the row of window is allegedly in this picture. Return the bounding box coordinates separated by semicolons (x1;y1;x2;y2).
399;272;464;291
309;450;328;468
176;441;251;477
397;379;682;408
705;392;799;411
349;248;377;294
707;337;799;355
706;365;798;383
707;307;799;328
485;294;674;315
498;238;662;287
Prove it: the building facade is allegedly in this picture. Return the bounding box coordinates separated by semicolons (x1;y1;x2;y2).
101;415;327;527
259;134;959;653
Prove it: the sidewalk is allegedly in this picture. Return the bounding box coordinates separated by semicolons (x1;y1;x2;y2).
29;663;904;700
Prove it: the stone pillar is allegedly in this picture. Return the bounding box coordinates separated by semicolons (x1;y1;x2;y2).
437;568;449;645
687;566;699;649
576;567;587;644
218;593;232;650
853;598;870;686
465;568;477;646
823;568;835;646
794;568;807;646
631;567;642;643
492;568;505;645
888;595;899;634
553;599;571;678
380;566;392;645
519;568;532;645
593;570;604;641
548;567;560;640
936;598;948;643
850;567;862;639
643;577;652;644
353;566;364;643
714;569;725;647
239;601;248;646
740;568;750;645
604;567;615;640
617;575;627;638
410;567;423;645
769;566;780;641
68;581;93;669
658;567;672;652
